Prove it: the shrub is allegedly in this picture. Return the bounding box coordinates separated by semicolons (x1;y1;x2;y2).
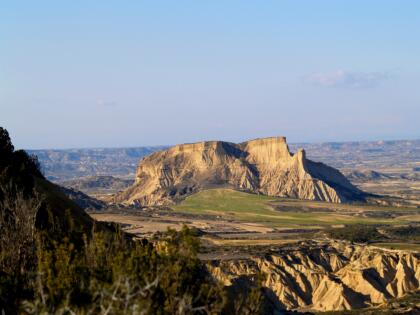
1;223;226;314
327;225;382;243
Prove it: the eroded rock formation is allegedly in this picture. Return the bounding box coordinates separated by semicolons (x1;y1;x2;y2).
208;241;420;312
114;137;365;206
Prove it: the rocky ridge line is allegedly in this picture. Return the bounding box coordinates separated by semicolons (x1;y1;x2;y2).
208;241;420;312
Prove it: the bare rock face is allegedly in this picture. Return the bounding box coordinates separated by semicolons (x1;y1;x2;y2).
114;137;364;206
207;241;420;312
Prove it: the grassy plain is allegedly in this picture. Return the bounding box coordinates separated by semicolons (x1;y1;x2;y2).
172;188;419;228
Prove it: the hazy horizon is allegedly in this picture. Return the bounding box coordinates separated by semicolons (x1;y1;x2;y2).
22;136;419;152
2;1;420;149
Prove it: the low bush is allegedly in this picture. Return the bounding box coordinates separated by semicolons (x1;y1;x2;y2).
1;224;226;315
327;225;383;243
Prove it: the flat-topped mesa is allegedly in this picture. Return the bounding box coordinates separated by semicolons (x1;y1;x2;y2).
240;137;292;165
168;140;233;154
114;136;365;206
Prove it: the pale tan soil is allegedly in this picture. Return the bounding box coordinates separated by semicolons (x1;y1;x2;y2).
202;236;298;246
91;213;278;235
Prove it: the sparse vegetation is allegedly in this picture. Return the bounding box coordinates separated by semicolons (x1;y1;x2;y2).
326;225;383;243
384;225;420;241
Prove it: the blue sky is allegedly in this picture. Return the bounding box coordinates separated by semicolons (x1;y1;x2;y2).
1;1;419;149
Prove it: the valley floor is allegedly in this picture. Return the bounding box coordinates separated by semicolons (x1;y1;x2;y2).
89;188;420;313
90;188;420;258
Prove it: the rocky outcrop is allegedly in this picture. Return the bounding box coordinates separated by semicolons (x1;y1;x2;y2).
207;241;420;312
114;137;365;206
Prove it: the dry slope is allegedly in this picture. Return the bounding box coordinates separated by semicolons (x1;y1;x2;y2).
208;241;420;312
114;137;365;206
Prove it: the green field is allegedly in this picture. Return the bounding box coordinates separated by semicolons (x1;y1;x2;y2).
172;189;418;228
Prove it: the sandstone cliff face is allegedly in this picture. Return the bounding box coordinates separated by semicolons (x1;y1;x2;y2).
207;241;420;312
114;137;364;206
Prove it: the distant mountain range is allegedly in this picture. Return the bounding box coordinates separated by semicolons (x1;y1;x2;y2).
61;175;134;195
28;139;419;184
27;146;168;181
290;139;420;171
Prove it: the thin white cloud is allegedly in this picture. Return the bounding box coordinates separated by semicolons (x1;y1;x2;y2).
98;100;118;107
305;70;390;88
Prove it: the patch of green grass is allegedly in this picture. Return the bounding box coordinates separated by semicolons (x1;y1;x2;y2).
172;189;410;228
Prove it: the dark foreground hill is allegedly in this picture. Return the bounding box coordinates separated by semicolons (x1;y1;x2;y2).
0;127;244;314
0;129;94;236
